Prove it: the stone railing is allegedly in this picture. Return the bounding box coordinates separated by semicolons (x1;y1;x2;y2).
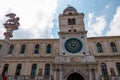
0;75;51;80
100;75;120;80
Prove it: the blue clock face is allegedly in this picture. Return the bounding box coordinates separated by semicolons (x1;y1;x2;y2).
65;38;82;53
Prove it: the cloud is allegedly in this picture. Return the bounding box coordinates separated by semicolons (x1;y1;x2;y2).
106;7;120;36
87;12;94;27
87;13;107;37
0;0;58;39
105;5;110;9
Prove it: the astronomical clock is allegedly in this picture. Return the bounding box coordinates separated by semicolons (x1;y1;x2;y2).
64;38;83;53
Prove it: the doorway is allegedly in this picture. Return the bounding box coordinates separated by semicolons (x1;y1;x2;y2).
67;73;85;80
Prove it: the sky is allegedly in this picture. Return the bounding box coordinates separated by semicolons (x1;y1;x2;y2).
0;0;120;39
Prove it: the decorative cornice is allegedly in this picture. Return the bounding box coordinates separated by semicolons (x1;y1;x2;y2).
88;36;120;40
0;39;59;44
3;56;55;62
95;55;120;59
58;31;87;35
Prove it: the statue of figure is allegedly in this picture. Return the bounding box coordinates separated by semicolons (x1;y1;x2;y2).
110;68;115;75
51;75;54;80
5;13;20;26
38;69;42;76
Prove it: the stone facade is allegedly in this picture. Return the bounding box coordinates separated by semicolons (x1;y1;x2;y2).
0;6;120;80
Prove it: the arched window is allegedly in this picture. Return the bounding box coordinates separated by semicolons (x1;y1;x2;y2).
31;64;37;78
46;44;52;54
110;42;117;52
68;18;76;25
8;45;14;54
15;64;22;76
72;18;76;25
96;43;103;53
34;44;39;54
100;63;108;75
116;62;120;75
20;44;26;54
0;45;2;50
45;64;50;77
68;19;71;25
2;64;9;75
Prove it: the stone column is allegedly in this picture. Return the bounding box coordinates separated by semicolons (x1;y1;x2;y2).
95;69;99;80
60;69;63;80
10;62;17;75
89;69;92;80
0;13;20;66
53;69;57;80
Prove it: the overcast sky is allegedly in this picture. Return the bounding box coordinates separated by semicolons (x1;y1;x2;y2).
0;0;120;39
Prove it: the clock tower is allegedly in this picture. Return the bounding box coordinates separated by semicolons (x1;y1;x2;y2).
58;6;89;55
54;6;96;80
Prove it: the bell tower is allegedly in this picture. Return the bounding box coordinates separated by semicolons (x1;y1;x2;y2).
59;6;85;33
54;6;97;80
58;6;89;55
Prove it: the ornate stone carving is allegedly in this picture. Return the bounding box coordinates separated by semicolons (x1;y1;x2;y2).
4;13;20;28
3;13;20;38
71;57;79;62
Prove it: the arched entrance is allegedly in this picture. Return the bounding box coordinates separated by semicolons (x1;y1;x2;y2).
67;73;85;80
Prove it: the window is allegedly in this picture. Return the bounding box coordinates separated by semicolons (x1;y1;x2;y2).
20;44;26;54
31;64;37;78
15;64;22;76
68;12;72;15
100;63;108;75
68;30;71;32
2;64;9;75
116;62;120;75
74;29;76;32
72;18;76;25
8;45;14;54
34;44;39;54
45;64;50;77
110;42;117;52
68;18;76;25
96;43;103;53
46;44;52;53
68;19;71;25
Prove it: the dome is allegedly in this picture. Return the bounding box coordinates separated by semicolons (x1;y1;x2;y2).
63;6;78;15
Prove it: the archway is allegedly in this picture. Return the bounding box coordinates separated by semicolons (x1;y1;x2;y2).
67;73;85;80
